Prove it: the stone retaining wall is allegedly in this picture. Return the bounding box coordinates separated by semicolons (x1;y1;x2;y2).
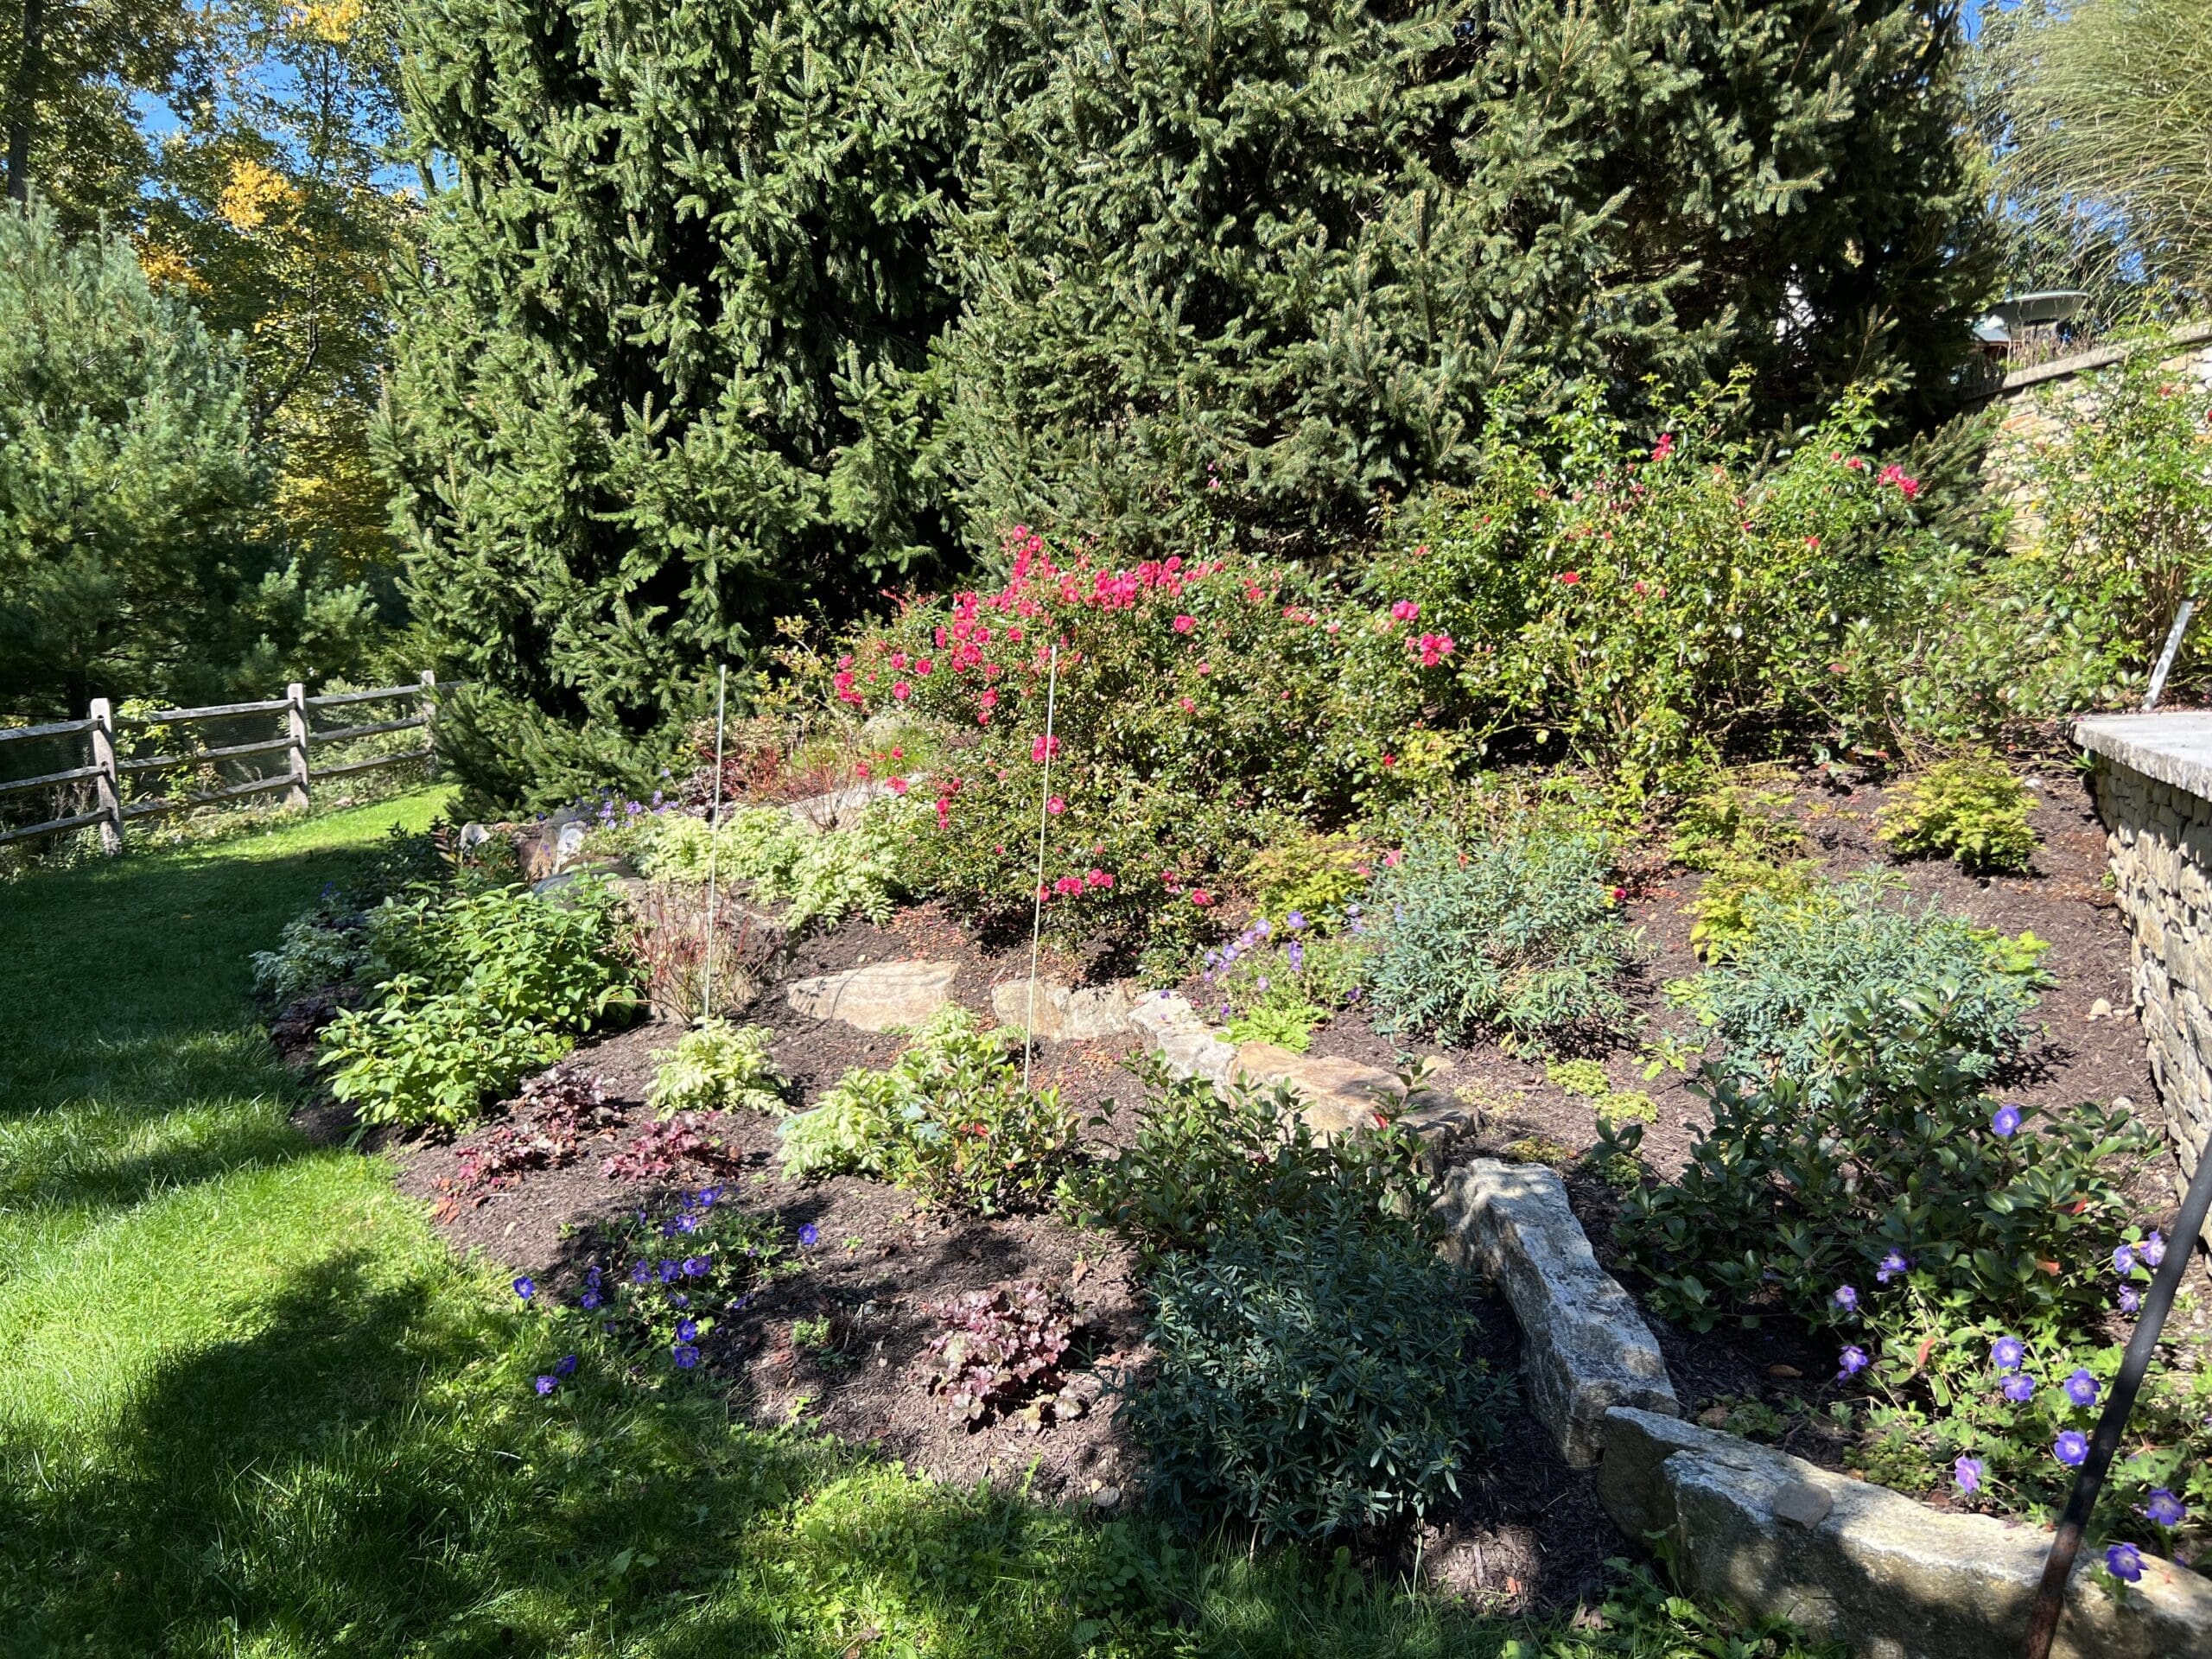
2078;715;2212;1226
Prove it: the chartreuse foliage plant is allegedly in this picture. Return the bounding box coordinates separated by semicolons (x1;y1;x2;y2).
1878;756;2040;874
320;879;642;1129
1669;873;2049;1095
646;1019;787;1118
779;1007;1078;1214
1;793;1852;1651
1364;813;1634;1050
628;807;902;933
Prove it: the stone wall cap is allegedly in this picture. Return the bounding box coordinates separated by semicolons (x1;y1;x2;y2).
2076;712;2212;801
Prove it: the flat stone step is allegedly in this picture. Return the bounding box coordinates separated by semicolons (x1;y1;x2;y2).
785;959;957;1032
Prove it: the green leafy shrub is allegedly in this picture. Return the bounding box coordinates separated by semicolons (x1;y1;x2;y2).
321;977;576;1132
1127;1195;1499;1541
1619;1027;2151;1338
1669;874;2049;1093
320;880;642;1129
629;808;901;933
1364;816;1634;1049
1879;758;2040;874
251;915;364;1003
1064;1071;1430;1269
778;1007;1078;1214
1668;782;1807;871
646;1020;787;1118
1240;832;1372;931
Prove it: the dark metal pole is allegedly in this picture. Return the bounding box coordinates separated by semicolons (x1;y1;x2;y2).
2024;1140;2212;1657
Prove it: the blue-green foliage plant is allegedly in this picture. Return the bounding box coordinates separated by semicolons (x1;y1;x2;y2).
1363;815;1634;1048
1127;1190;1501;1542
1669;872;2049;1095
321;879;642;1129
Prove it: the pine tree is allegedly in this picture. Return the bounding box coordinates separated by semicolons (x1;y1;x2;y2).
381;0;964;798
937;0;1997;555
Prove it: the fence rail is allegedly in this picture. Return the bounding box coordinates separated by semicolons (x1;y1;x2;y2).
0;674;463;854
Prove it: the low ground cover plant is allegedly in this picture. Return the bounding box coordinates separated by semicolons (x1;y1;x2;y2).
1878;755;2040;874
446;1066;623;1199
1669;872;2049;1093
319;878;642;1129
518;1185;794;1387
922;1282;1079;1426
1364;813;1635;1050
647;1019;786;1117
1199;912;1370;1052
779;1007;1078;1214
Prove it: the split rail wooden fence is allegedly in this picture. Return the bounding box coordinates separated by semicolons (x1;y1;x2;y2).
0;674;461;853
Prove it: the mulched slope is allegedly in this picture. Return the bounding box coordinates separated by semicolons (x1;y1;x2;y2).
352;763;2182;1597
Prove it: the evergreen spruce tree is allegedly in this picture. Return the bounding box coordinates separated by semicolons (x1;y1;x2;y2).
938;0;1997;554
381;0;963;800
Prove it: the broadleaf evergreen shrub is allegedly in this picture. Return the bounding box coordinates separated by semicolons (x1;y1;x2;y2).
1127;1196;1500;1541
1364;815;1633;1049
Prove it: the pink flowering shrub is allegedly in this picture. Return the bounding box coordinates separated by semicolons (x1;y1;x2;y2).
825;531;1440;953
1365;382;1939;793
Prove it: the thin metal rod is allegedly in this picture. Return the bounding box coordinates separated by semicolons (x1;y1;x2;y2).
2144;599;2196;712
702;665;728;1026
1022;642;1061;1093
2024;1138;2212;1657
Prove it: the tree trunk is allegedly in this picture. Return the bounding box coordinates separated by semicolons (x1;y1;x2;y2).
5;0;46;206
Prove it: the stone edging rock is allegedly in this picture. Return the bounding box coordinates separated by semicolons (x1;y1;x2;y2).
1602;1406;2212;1659
1433;1159;1678;1467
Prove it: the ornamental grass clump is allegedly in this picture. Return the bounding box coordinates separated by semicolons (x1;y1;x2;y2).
778;1007;1078;1214
1363;814;1634;1049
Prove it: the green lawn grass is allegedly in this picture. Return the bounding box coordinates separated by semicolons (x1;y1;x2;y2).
0;796;1826;1658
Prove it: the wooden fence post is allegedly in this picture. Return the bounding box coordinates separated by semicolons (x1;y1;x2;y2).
285;682;310;810
418;671;440;780
88;696;123;855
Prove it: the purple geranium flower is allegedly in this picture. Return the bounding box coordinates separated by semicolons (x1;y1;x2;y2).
512;1276;536;1300
672;1343;700;1370
1838;1344;1869;1380
2003;1373;2037;1404
1955;1457;1984;1494
2106;1541;2144;1584
1991;1103;2023;1138
676;1319;698;1342
1877;1250;1910;1283
682;1255;709;1276
2144;1230;2167;1268
534;1375;557;1395
2115;1243;2139;1275
2055;1431;2090;1467
1285;912;1306;931
555;1353;578;1377
2147;1488;2188;1529
579;1289;602;1311
658;1260;680;1282
1993;1336;2026;1371
798;1223;820;1248
2064;1369;2100;1408
1834;1285;1859;1315
2120;1286;2142;1314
